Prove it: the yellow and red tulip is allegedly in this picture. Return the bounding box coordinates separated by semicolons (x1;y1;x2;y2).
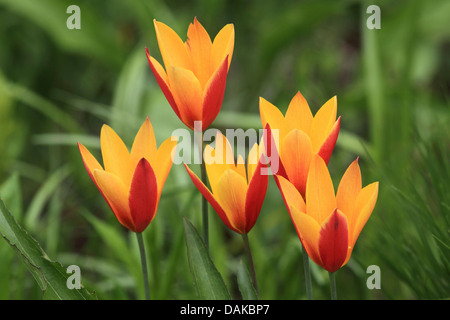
260;91;340;198
146;18;234;131
275;154;379;273
78;117;177;233
184;132;268;234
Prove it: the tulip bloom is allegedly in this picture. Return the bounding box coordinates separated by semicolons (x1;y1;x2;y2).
184;132;268;234
146;18;234;131
78;117;177;233
260;91;340;198
275;154;379;273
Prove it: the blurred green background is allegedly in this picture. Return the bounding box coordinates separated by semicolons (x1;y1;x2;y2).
0;0;448;300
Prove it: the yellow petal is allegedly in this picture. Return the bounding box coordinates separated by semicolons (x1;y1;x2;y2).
275;175;306;214
246;142;260;184
93;169;134;231
351;182;379;246
280;129;313;198
167;66;203;127
186;17;213;87
285;91;313;135
153;19;192;70
100;124;133;187
152;136;178;197
211;23;234;72
310;96;337;152
78;143;103;180
290;206;322;268
336;158;362;233
214;168;248;232
306;155;336;225
259;97;288;146
130;117;157;171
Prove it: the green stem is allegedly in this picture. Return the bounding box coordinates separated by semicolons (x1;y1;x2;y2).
302;246;313;300
242;233;259;295
136;232;150;300
329;271;337;300
199;134;209;251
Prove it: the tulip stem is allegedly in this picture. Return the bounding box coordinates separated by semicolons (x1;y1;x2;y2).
302;246;313;300
242;233;259;295
329;271;337;300
199;137;209;251
136;232;150;300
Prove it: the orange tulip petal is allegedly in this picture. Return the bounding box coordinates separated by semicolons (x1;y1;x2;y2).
152;137;177;197
130;116;157;170
317;116;340;165
215;169;248;233
352;182;379;246
184;164;239;233
306;155;336;225
289;205;322;268
244;154;268;233
211;23;234;71
78;142;103;183
259;97;287;144
153;19;191;70
186;17;213;87
274;175;306;215
285;91;313;134
263;123;287;178
128;158;158;233
310;96;337;152
93;169;135;232
336;158;362;232
167;66;203;130
201;56;228;130
145;49;181;120
281;129;313;198
318;209;349;273
100;124;133;187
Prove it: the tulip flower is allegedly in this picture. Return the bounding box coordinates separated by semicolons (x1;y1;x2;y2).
260;91;341;198
146;17;234;131
184;131;268;293
78;117;177;233
184;131;268;235
275;154;379;273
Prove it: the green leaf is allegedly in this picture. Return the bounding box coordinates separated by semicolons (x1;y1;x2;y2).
237;259;259;300
183;217;231;300
0;198;95;300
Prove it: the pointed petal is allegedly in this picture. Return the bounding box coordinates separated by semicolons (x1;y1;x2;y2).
351;182;379;247
317;116;340;165
128;158;158;233
153;19;191;70
244;154;268;233
93;169;135;232
259;97;288;144
211;23;234;71
186;17;213;87
310;96;337;153
130;117;157;170
146;49;181;120
274;175;306;215
100;124;133;187
246;142;260;183
281;129;313;198
78;142;103;184
215;169;248;233
318;209;349;273
306;155;336;225
336;158;361;233
167;66;203;130
184;164;239;233
152;136;177;197
290;205;322;268
263;123;287;178
201;55;228;130
285;91;313;135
